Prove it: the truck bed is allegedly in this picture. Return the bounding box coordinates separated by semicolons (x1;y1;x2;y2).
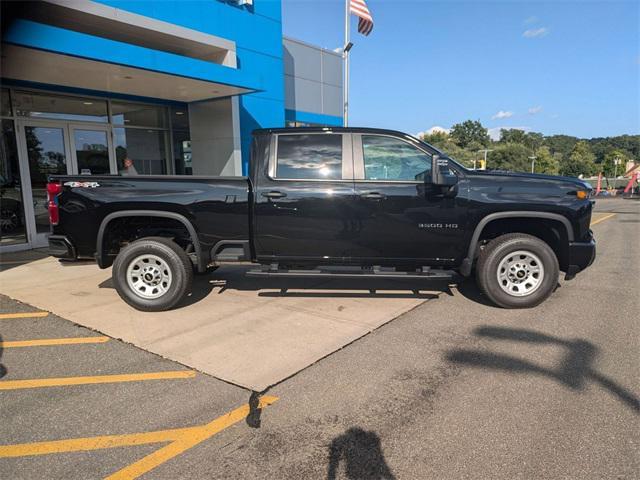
50;175;251;264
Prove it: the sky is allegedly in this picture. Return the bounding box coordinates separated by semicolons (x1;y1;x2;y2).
281;0;640;139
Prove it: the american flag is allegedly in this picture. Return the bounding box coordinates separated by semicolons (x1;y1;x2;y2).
350;0;374;36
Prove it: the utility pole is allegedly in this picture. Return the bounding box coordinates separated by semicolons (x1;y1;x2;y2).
529;155;537;174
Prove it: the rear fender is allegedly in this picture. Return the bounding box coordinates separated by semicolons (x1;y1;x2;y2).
96;210;206;272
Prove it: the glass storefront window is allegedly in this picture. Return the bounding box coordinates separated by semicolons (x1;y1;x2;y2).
73;129;111;175
1;89;12;116
12;91;108;122
112;102;167;128
114;128;168;175
0;120;27;245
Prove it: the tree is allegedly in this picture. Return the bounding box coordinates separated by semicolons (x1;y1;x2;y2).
450;120;490;148
544;135;579;159
420;130;448;146
533;146;560;175
499;130;544;151
499;129;528;145
560;141;596;177
488;143;533;172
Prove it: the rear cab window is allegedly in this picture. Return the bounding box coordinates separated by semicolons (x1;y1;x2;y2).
274;133;347;180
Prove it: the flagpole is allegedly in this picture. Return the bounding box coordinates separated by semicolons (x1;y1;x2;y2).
343;0;350;127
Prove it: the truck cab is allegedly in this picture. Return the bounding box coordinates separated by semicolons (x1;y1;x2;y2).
251;128;468;268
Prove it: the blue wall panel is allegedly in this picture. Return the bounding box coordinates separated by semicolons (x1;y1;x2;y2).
95;1;286;173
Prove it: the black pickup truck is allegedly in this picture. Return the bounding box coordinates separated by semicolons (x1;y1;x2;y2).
47;127;596;311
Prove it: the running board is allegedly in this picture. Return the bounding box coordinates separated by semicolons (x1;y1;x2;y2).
246;266;455;280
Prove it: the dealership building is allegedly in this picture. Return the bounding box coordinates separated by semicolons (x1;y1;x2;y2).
0;0;343;252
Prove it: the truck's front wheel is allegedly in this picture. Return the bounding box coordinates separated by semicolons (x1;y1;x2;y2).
112;237;193;312
476;233;559;308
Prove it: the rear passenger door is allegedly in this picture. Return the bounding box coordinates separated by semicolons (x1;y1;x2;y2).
253;132;357;263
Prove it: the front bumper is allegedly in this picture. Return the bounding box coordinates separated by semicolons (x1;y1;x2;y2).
564;233;596;280
48;235;77;259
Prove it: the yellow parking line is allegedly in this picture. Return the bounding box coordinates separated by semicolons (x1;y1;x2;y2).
0;311;48;320
591;213;616;226
0;395;279;480
0;427;192;458
0;336;110;348
0;370;195;391
106;395;279;480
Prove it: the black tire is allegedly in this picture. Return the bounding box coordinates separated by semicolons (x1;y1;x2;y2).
476;233;559;309
112;237;193;312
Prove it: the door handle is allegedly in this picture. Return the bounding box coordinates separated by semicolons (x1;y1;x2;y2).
361;192;386;200
262;191;287;199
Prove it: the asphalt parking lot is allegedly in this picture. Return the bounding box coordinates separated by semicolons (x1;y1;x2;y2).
0;198;638;479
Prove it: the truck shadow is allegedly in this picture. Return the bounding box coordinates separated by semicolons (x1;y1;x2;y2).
184;265;453;306
445;326;639;413
327;427;396;480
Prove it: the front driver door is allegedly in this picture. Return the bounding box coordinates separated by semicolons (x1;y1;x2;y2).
352;133;467;265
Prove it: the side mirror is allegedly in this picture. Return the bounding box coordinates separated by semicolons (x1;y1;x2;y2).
431;155;458;186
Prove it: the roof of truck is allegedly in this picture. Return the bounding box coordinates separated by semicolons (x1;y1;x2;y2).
252;126;416;138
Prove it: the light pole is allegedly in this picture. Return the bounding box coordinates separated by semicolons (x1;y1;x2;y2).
342;41;353;126
529;155;537;174
613;157;621;189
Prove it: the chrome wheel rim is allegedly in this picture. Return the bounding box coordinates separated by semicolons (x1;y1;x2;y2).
126;254;172;299
497;250;544;297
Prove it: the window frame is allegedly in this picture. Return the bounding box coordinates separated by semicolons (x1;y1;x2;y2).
353;133;434;183
268;132;354;182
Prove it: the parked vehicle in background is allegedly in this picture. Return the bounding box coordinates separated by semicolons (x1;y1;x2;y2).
47;127;596;311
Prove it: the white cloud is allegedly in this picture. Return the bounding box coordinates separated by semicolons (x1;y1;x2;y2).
524;16;539;25
492;110;514;120
528;106;543;115
523;27;549;38
415;125;450;138
488;126;531;141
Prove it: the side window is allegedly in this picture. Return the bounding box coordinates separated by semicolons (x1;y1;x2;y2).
276;134;342;180
362;135;432;181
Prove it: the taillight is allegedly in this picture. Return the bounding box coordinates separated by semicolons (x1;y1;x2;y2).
47;182;63;225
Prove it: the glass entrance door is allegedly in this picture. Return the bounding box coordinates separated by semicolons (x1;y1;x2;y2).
16;121;116;248
17;121;72;247
69;125;115;175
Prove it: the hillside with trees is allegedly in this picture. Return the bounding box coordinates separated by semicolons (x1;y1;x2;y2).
419;120;639;178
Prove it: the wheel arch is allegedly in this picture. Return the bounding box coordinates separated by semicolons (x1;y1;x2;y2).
460;211;573;276
96;210;206;272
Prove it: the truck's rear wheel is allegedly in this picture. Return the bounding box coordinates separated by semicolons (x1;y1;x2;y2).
476;233;558;308
113;237;193;312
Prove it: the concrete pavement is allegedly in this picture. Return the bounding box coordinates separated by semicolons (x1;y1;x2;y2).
0;253;444;391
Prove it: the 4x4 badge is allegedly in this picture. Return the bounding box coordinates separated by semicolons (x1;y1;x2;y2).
64;181;100;188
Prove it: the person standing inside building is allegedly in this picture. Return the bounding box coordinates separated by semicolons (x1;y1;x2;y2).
119;156;138;176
